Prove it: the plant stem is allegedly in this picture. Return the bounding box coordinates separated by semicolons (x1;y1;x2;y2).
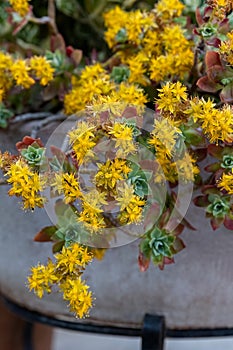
10;112;53;124
48;0;58;34
30;113;66;138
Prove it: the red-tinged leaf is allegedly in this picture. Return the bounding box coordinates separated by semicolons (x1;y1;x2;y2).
171;223;185;236
220;84;233;103
34;226;57;242
219;18;230;34
211;217;224;230
207;65;225;82
193;148;208;162
50;33;66;54
204;163;221;172
71;49;83;66
197;76;221;93
224;216;233;230
122;106;137;119
214;169;224;182
181;217;196;231
207;144;223;158
205;51;222;69
52;241;65;254
159;209;171;227
193;195;209;207
143;203;161;231
138;252;150;272
173;237;186;252
159;257;174;270
50;145;66;164
206;38;221;48
202;185;219;195
195;8;204;26
16;136;43;150
204;6;213;18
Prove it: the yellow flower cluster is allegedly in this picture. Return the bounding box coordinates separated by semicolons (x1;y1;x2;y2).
0;52;13;101
53;172;82;204
157;82;233;144
155;0;184;21
186;99;233;143
61;117;150;230
117;183;145;224
95;159;131;193
9;0;30;17
69;121;96;164
104;6;155;49
6;159;46;210
156;82;188;115
209;0;233;19
149;25;194;82
28;243;93;318
217;170;233;194
0;51;54;100
78;189;107;232
154;149;199;183
64;63;147;115
108;122;136;157
149;118;181;158
103;1;194;85
11;60;35;89
30;56;55;86
220;31;233;65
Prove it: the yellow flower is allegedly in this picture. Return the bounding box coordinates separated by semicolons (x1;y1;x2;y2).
69;121;96;164
108;122;136;157
6;159;46;210
186;99;233;143
28;243;93;318
63;64;114;115
9;0;30;17
28;260;58;298
103;6;128;48
30;56;54;86
10;59;35;88
220;30;233;65
61;277;93;318
116;183;135;210
78;189;107;231
52;172;82;204
150;26;194;82
175;153;199;182
126;54;149;86
117;188;145;225
55;244;92;274
80;63;104;80
116;82;148;110
217;170;233;194
155;0;184;21
156;82;188;114
95;159;131;192
148;118;181;158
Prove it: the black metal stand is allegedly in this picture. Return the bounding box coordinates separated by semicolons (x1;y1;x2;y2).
142;314;165;350
3;296;233;350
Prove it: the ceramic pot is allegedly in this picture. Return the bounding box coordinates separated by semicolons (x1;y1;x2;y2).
1;123;233;331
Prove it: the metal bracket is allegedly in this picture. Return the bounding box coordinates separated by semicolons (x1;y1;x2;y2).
23;322;33;350
141;314;165;350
